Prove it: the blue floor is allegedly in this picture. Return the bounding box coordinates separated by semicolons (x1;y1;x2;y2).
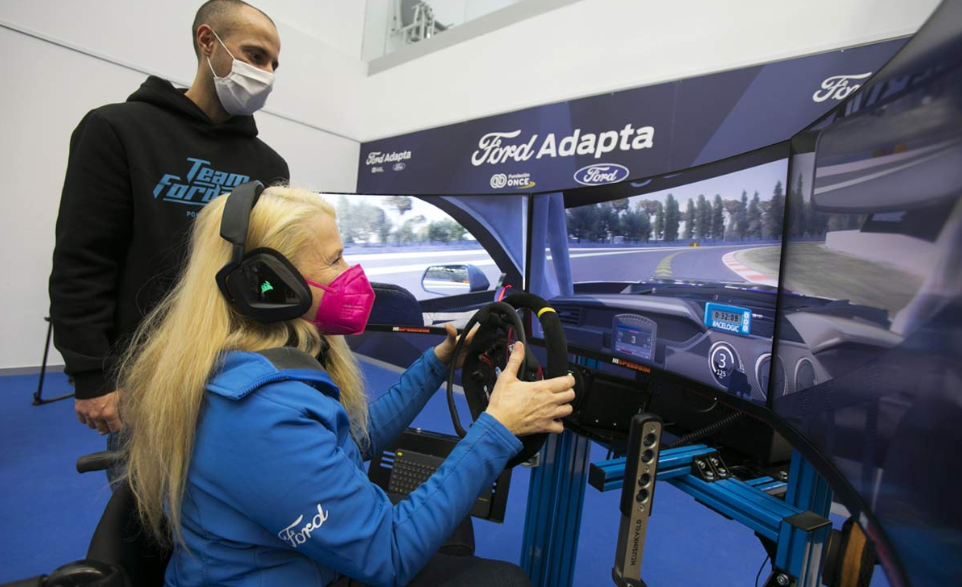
1;364;893;586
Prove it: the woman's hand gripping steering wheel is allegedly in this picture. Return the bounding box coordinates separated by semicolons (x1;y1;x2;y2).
485;342;576;437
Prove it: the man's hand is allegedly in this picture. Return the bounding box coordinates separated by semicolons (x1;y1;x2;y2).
75;390;123;434
433;323;480;369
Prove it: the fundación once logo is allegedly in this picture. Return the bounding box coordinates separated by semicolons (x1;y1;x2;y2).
813;73;872;103
490;172;535;189
573;163;630;186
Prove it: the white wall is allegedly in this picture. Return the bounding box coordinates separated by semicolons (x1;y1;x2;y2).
0;0;368;140
0;1;366;370
359;0;942;141
259;0;367;59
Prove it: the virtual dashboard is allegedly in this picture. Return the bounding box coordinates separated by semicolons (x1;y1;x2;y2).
550;291;826;403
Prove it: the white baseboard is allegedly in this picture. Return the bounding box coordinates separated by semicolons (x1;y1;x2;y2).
0;364;65;376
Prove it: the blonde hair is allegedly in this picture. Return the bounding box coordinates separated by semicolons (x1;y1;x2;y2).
118;186;369;548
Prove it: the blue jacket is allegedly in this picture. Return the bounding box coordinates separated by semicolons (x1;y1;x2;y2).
165;348;522;587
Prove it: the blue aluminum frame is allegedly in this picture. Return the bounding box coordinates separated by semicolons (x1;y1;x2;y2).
520;356;596;586
773;452;834;587
522;441;832;587
520;429;592;586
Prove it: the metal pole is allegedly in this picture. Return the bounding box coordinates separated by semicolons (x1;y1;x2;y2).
32;317;74;405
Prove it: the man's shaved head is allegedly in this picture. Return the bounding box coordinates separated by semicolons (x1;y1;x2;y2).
192;0;275;58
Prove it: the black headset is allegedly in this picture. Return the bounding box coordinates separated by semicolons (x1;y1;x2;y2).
215;181;313;323
447;292;585;468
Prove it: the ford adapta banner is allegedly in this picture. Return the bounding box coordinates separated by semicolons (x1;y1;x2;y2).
357;38;907;195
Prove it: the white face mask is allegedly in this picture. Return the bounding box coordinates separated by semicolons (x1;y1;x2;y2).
206;30;274;116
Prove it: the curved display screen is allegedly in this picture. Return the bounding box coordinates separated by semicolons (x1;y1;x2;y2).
772;12;962;586
541;154;788;404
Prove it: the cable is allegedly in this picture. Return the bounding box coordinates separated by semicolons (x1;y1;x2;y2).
755;555;770;587
694;400;718;413
664;411;745;449
447;312;481;438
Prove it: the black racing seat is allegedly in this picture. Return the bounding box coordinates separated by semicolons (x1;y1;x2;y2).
0;560;129;587
85;481;170;587
369;282;424;327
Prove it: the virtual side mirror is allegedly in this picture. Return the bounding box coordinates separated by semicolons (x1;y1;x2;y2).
421;264;490;295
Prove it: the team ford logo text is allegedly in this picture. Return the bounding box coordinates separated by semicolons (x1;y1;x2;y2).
574;164;630;186
813;73;872;102
393;162;406;171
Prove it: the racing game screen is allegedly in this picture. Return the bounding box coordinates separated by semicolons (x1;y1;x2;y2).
327;194;526;328
549;157;789;403
771;47;962;587
773;132;960;400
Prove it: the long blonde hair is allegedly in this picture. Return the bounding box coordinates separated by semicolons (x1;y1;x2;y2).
118;186;369;548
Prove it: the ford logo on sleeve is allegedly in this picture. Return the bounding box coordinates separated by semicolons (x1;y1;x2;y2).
574;163;630;186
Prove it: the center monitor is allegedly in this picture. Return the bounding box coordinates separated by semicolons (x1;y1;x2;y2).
535;151;789;404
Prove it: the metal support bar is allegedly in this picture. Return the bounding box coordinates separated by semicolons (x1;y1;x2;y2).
746;477;789;494
671;475;797;542
589;444;715;492
772;452;835;587
590;445;801;542
32;317;74;406
521;429;593;587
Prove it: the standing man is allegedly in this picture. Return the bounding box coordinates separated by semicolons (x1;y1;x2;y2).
49;0;289;436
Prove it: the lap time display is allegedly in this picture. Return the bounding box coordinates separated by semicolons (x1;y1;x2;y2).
703;303;752;336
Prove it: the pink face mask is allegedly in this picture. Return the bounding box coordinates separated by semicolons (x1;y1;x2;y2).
303;265;375;335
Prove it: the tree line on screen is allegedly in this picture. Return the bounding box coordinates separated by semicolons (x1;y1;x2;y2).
786;175;865;238
567;176;864;244
566;182;786;244
334;196;469;245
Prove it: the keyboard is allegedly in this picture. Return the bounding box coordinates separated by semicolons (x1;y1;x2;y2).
369;428;508;521
387;449;446;495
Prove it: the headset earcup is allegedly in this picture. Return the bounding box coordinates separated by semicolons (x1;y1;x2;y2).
224;248;312;323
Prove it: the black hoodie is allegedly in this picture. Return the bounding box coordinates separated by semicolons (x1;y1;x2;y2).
50;76;289;399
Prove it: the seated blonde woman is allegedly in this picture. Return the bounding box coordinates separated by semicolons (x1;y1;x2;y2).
119;185;575;587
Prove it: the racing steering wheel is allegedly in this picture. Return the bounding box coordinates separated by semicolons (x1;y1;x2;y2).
446;292;583;468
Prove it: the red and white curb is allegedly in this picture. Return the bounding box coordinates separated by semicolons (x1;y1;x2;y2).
722;250;778;287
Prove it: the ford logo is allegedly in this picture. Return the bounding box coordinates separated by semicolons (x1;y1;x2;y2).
574;163;630;186
393;162;406;171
